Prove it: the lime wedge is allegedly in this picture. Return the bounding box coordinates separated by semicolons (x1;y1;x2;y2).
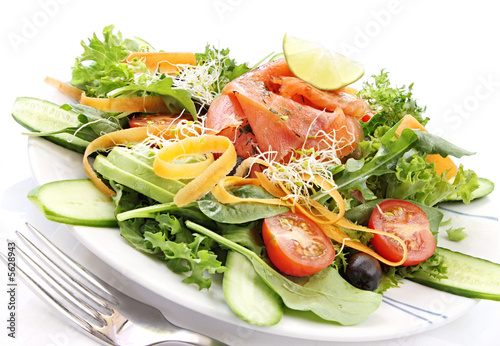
283;34;364;90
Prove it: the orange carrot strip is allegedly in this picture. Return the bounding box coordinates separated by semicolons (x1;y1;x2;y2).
80;94;169;113
44;77;84;101
153;135;237;207
396;114;458;180
125;52;196;74
308;174;345;224
210;176;286;206
320;220;408;267
44;76;172;114
255;172;287;198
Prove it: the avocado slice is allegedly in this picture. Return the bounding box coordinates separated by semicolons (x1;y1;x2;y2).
106;147;186;194
93;154;179;203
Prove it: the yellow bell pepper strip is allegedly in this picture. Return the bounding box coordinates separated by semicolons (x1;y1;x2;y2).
153;135;237;207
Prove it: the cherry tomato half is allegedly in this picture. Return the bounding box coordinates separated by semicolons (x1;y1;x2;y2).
262;211;335;277
129;114;191;127
368;199;436;266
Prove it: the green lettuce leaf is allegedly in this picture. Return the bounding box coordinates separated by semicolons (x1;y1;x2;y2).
112;184;224;290
198;185;289;224
71;25;138;98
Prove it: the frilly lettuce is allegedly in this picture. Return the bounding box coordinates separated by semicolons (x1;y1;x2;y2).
333;120;478;207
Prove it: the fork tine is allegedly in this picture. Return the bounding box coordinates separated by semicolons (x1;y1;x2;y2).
3;224;229;346
24;222;118;305
16;231;112;315
14;236;109;324
0;251;113;344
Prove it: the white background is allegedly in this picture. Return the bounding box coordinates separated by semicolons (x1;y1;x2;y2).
1;0;499;345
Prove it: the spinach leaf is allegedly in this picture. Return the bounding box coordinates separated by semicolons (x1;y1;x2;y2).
198;185;289;224
217;221;264;255
186;221;382;325
108;77;198;120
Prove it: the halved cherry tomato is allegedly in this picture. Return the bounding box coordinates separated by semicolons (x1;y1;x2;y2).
262;211;335;277
129;114;191;127
368;199;436;266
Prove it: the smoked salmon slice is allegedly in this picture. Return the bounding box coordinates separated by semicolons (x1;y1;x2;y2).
275;76;371;118
206;58;366;162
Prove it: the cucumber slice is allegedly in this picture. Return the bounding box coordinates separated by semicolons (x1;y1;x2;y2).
12;97;90;153
409;247;500;301
443;177;495;202
223;251;284;326
28;179;117;227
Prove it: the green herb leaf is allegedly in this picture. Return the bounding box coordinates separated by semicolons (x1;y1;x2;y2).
446;227;468;242
359;70;427;137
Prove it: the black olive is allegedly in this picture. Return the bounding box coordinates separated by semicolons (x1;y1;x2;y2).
342;253;382;291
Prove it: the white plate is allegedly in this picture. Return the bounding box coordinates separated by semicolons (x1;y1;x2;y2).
27;133;500;343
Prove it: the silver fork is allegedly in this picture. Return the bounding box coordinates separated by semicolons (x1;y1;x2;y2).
1;223;228;346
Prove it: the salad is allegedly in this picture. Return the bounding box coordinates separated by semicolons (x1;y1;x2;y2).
13;25;499;327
